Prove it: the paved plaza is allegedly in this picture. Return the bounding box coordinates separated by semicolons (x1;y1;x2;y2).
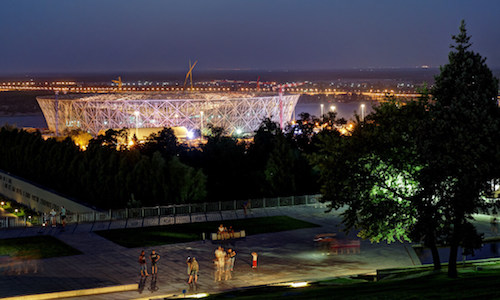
0;205;496;299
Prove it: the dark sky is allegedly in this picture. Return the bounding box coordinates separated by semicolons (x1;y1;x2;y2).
1;0;499;74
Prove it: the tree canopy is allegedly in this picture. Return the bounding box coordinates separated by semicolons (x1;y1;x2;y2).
314;21;500;277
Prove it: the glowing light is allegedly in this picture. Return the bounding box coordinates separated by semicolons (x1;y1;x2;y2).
187;130;194;139
290;282;309;288
235;128;242;135
186;293;209;298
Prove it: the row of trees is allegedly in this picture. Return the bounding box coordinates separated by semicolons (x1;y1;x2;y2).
0;111;327;209
313;21;500;277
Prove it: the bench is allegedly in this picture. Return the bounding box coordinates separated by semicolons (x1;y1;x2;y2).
211;230;246;241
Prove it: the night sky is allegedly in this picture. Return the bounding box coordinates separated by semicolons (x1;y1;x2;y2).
0;0;499;74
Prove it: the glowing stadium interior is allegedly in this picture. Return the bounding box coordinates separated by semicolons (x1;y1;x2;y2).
36;93;300;136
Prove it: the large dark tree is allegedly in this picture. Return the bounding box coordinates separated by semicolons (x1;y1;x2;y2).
424;20;500;277
314;22;500;276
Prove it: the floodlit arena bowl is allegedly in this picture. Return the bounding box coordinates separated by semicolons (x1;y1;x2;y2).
36;92;300;136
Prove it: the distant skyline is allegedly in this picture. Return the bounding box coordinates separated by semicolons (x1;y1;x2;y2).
1;0;500;74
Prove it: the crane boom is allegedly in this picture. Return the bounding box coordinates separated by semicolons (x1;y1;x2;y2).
184;60;198;90
112;76;122;91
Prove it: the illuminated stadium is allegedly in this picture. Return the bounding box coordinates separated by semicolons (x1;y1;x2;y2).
36;93;300;136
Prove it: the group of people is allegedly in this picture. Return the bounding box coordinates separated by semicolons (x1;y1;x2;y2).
43;206;66;229
137;247;258;282
138;250;160;277
217;224;235;240
213;246;237;281
186;257;199;284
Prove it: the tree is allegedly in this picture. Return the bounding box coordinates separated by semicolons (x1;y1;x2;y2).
142;127;180;157
200;127;247;201
424;20;500;277
313;22;500;276
313;100;427;238
66;129;92;149
264;134;296;196
313;91;459;270
88;128;127;149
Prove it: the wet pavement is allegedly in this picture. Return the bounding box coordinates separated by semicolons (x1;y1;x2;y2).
0;205;495;299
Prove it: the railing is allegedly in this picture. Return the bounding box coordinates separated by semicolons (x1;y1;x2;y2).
0;194;322;229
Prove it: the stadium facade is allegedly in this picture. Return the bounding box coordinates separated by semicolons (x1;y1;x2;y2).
36;93;300;136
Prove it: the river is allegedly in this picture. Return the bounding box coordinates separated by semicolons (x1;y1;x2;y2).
0;100;378;130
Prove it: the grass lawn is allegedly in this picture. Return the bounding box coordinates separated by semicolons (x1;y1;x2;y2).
95;216;320;248
202;269;500;299
0;236;82;259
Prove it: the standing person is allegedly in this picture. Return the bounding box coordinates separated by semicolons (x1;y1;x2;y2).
214;246;225;281
150;250;160;275
186;256;192;278
139;250;149;277
42;212;48;227
50;209;57;227
224;251;232;280
243;200;249;216
251;252;258;269
188;257;199;284
60;206;66;229
213;259;219;282
228;248;236;271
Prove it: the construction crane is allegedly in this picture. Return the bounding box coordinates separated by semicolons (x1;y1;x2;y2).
112;76;123;91
273;82;305;129
183;60;198;90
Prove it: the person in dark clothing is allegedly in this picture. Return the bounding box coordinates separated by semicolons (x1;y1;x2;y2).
150;250;160;275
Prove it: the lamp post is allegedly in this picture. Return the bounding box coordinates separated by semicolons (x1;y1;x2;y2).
360;104;365;122
200;111;204;141
320;104;324;117
134;110;140;138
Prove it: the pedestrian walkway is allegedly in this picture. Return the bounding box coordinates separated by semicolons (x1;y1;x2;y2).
0;205;494;299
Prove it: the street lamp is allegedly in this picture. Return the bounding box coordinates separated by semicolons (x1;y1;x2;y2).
320;104;324;116
330;105;336;112
200;111;204;140
134;110;140;138
360;104;365;121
